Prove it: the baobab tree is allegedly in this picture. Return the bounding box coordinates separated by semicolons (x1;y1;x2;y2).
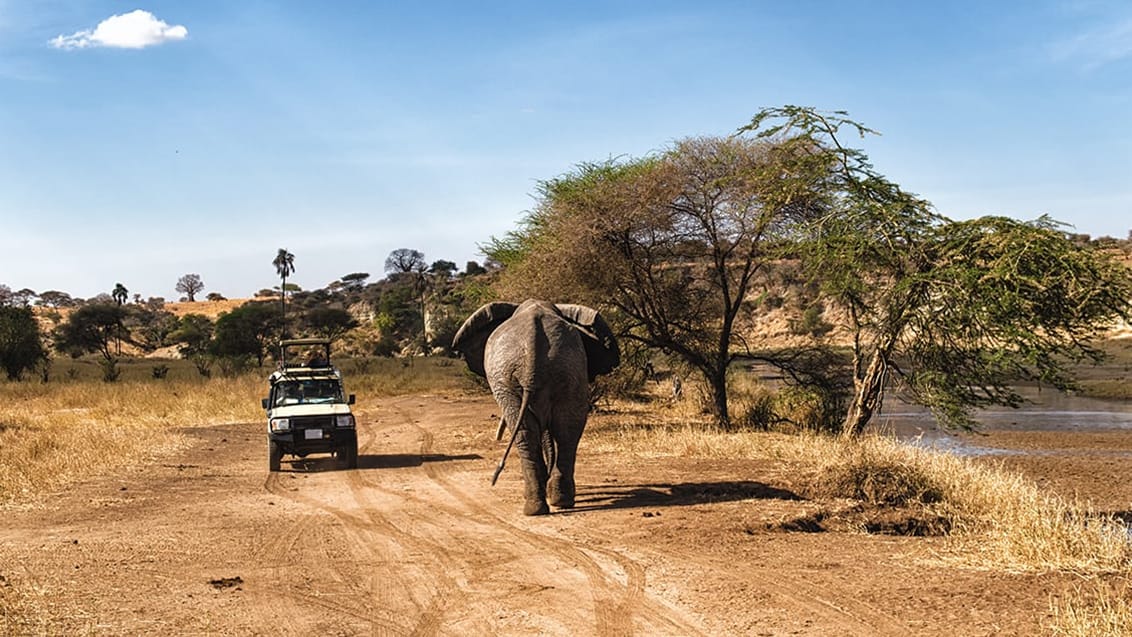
175;274;205;302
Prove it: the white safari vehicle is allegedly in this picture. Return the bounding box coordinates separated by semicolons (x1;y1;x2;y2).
262;338;357;471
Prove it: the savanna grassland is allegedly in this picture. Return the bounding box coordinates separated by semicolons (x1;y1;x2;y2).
2;352;1132;635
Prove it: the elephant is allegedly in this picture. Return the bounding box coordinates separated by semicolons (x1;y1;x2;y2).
452;300;620;515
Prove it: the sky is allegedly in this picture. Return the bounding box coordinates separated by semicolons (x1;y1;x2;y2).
1;1;1130;300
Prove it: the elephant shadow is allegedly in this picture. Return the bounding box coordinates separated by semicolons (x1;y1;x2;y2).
571;480;803;512
281;452;482;473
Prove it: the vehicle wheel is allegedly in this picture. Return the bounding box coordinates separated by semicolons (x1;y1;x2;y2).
268;440;282;472
339;443;358;470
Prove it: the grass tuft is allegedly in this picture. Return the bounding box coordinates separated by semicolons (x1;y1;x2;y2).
588;400;1132;575
1048;582;1132;637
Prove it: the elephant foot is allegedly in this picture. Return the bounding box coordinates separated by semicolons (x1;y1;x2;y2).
548;478;575;508
523;499;550;516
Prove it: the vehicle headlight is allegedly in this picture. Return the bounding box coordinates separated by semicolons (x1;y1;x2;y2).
269;417;290;433
336;414;355;428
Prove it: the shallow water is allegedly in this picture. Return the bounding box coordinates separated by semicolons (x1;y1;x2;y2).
869;389;1132;456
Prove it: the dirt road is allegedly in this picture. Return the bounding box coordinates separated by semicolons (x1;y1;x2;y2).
1;393;1091;635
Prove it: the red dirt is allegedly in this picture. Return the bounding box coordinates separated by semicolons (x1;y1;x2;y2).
1;394;1127;635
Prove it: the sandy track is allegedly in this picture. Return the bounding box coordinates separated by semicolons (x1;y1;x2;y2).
1;392;1084;635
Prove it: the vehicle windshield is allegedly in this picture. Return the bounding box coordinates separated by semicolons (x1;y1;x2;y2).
273;379;345;406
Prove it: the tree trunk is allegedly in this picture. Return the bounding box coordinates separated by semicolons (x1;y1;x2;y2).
280;275;287;339
707;366;731;430
841;349;886;438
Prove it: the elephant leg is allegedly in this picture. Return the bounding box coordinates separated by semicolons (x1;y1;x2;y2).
515;426;550;516
548;429;580;509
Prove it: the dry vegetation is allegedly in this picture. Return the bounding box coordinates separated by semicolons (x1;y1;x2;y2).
3;356;1131;635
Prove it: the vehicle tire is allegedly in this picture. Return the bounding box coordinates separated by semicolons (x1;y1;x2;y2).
268;440;282;472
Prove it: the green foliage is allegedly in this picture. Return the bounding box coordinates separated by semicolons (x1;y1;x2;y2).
98;357;121;383
740;106;1132;434
210;302;281;366
167;314;213;357
54;304;126;361
340;272;370;289
303;307;358;341
125;305;178;352
486;135;834;427
0;305;47;380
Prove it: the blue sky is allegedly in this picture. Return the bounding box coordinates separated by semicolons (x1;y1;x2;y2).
1;1;1129;300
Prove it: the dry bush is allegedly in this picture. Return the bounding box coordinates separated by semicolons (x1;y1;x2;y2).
588;404;1132;575
1048;582;1132;637
812;443;944;506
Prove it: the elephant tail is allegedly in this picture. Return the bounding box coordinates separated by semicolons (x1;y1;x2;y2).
541;421;556;480
491;387;534;486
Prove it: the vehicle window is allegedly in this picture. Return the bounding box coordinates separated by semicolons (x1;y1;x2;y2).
273;380;343;405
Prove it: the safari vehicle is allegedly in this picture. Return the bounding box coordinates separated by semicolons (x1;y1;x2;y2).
263;338;357;471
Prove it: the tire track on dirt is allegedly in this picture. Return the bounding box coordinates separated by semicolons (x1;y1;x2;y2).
255;473;326;633
388;397;706;637
261;411;485;635
344;419;468;637
263;470;415;634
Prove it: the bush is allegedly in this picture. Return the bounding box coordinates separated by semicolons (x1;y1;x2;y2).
98;358;120;383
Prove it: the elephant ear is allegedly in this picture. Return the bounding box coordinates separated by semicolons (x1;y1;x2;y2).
451;302;518;377
555;304;620;381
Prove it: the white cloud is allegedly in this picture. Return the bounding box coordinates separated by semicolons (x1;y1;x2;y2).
49;10;187;50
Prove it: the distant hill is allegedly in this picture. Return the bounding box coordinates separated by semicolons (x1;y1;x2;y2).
164;298;253;320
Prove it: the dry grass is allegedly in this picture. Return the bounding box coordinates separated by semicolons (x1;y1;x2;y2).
0;374;263;506
1048;582;1132;637
0;357;478;507
588;400;1132;576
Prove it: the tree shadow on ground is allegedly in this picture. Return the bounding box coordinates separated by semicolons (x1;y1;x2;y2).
282;452;482;473
571;480;802;513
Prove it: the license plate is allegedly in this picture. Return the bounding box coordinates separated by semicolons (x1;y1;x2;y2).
304;429;323;440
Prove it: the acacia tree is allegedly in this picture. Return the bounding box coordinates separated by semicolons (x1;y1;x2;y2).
273;249;296;337
488;135;831;427
303;307;359;342
0;305;47;380
490;105;1132;434
176;274;205;302
167;313;214;376
739;106;1132;435
339;272;370;291
211;302;281;368
54;304;127;381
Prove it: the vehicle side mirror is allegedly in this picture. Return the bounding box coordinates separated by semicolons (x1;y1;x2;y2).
261;398;269;409
348;394;356;405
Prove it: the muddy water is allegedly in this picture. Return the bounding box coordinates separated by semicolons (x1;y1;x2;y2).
869;388;1132;456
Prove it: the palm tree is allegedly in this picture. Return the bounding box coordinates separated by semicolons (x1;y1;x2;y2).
112;283;128;306
111;283;128;354
272;248;295;336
